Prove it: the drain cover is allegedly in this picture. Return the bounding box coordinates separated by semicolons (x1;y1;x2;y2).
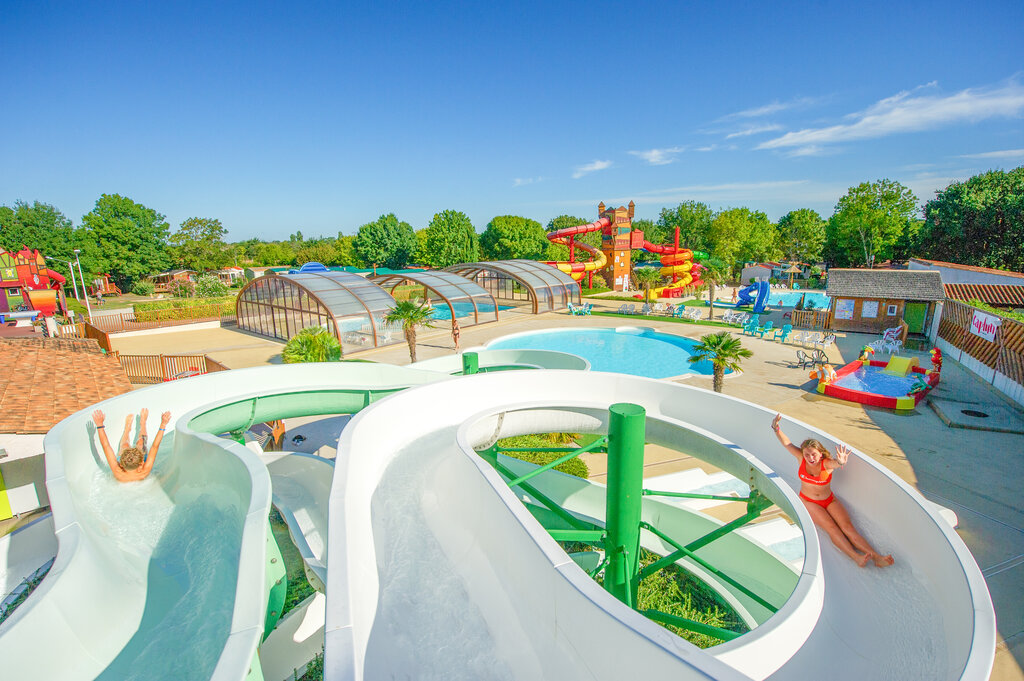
961;409;990;418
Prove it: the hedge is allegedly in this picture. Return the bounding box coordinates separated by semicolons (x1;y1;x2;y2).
134;296;236;322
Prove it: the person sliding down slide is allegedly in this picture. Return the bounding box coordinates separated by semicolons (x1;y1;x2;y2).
771;414;894;568
92;408;171;482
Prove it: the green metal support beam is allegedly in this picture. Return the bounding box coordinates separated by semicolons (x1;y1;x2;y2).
547;529;606;542
462;352;479;375
603;403;646;609
642;488;758;503
506;436;608;487
642;609;741;642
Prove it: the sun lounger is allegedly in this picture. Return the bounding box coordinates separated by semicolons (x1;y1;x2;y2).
754;321;775;338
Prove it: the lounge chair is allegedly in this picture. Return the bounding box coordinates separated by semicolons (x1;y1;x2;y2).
652;302;667;315
813;333;836;353
640;303;652;316
742;318;759;335
625;304;637;315
803;331;823;347
754;320;775;338
567;302;580;315
685;307;703;320
796;349;814;369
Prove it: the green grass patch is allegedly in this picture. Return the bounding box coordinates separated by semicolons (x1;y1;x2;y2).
269;506;317;618
496;433;590;479
590;310;738;329
0;563;52;626
580;286;611;295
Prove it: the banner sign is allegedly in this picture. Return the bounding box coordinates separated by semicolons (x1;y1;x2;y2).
969;309;1002;342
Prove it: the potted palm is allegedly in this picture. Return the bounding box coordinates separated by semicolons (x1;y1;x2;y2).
688;331;752;392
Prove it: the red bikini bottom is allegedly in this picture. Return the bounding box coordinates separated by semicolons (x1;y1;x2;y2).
800;491;835;509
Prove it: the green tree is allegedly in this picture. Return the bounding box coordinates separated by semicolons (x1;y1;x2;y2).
698;257;731;320
658;201;715;252
79;194;171;288
168;217;229;272
632;266;663;301
354;213;417;269
420;210;479;268
480;215;548;260
282;326;342;363
545;215;599;261
826;179;917;267
383;299;437;363
688;332;752;393
336;235;360;267
776;209;826;263
707;208;779;269
0;201;77;262
295;240;341;266
917;167;1024;271
632;219;663;262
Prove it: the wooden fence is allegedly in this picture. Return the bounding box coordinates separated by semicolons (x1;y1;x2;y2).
116;353;231;384
936;299;1024;389
88;308;236;334
791;309;832;330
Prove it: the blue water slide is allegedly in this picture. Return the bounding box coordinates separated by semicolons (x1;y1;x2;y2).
737;281;770;312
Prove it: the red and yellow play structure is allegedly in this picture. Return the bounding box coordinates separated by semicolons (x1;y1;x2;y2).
0;246;67;316
814;347;942;411
545;202;704;296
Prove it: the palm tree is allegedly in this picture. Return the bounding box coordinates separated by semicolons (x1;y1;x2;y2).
633;267;664;301
282;326;342;363
688;331;752;393
384;299;437;363
698;258;730;320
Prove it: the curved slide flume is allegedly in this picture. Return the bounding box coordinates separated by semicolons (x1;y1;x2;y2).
0;363;450;681
545;217;610;280
327;371;994;681
640;240;704;298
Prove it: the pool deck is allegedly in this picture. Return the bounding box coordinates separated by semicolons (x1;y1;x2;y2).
107;303;1024;680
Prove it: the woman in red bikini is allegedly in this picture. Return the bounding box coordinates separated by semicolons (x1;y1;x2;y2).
772;414;894;568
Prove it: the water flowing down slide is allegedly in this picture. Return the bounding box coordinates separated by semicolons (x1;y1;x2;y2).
545;217;610;280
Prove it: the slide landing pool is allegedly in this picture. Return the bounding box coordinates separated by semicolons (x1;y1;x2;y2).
0;360;995;680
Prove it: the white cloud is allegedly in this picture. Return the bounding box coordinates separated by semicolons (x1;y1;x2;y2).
695;144;718;152
721;96;823;120
758;80;1024;153
572;159;613;179
725;123;783;139
628;146;686;165
513;176;543;187
959;148;1024;160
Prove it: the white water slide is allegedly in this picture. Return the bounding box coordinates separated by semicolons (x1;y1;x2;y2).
0;363;994;680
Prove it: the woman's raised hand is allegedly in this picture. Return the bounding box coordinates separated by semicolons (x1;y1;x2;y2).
771;414;782;431
835;443;851;466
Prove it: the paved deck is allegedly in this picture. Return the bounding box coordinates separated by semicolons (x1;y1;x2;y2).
104;305;1024;679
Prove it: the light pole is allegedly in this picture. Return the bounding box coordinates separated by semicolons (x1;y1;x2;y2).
44;256;79;301
74;249;92;321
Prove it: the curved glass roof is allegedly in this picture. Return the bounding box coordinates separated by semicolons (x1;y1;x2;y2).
445;260;581;313
236;271;401;354
368;270;500;325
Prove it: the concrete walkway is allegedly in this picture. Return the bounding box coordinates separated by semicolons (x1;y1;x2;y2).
105;307;1024;679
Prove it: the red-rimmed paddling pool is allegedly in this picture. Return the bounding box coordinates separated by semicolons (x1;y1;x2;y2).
818;358;940;410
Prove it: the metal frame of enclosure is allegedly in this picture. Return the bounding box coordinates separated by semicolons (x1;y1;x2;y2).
445;260;581;314
235;271;402;355
368;270;500;326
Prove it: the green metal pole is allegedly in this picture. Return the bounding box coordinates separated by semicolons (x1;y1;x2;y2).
604;402;646;608
462;351;479;375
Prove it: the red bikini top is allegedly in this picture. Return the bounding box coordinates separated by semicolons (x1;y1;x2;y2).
799;458;832;486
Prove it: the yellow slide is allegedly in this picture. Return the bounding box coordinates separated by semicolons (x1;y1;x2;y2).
882;356;919;376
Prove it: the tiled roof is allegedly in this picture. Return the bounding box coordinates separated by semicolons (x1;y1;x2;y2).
0;338;133;434
944;284;1024;307
910;258;1024;279
826;269;945;301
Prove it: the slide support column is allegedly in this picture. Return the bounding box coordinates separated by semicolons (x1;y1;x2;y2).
604;403;646;608
462;352;479;375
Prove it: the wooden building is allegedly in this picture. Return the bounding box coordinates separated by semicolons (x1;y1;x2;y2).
150;269;195;293
826;269;945;335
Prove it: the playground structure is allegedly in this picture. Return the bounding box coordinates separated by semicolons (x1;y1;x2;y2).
0;247;67;316
0;351;993;680
546;202;704;296
815;350;942;410
737;280;770;314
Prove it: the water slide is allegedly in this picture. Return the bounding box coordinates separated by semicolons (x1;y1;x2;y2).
738;281;770;314
545;217;610;280
1;364;995;680
640;240;704;296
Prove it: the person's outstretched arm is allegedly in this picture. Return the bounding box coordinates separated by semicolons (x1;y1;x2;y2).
93;410;127;480
141;411;172;478
823;443;851;471
771;414;804;459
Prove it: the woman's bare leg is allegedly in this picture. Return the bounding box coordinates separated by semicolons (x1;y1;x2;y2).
136;408;149;450
803;499;869;567
827;498;894;567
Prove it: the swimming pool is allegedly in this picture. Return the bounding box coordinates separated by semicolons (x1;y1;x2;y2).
767;291;831;308
833;365;923;397
430;301;513;320
487;327;724;378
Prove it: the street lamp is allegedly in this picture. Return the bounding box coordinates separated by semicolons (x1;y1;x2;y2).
74;249;92;321
44;255;80;301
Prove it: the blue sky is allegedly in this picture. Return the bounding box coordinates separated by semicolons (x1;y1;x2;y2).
2;1;1022;241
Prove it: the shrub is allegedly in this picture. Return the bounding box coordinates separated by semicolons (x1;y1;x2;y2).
589;274;608;289
134;297;236;321
282;326;342;363
130;280;155;296
169;279;195;298
494;434;590;478
195;273;229;298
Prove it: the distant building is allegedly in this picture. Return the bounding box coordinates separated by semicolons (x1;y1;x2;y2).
740;264;772;283
826;269;945;335
150;269;195;293
908;258;1024;286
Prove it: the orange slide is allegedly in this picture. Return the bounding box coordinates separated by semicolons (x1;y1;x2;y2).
544;217;609;280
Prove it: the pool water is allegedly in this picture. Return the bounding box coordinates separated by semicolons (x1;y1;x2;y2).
767;291;831;308
833;365;925;397
430;301;513;321
487;328;723;378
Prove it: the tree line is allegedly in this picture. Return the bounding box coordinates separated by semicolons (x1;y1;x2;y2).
1;167;1020;291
